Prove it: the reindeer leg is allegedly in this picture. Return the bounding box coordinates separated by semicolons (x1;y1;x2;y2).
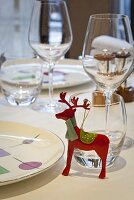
62;141;74;176
99;157;106;179
96;144;109;179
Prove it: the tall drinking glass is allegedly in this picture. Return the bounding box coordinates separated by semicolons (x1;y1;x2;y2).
71;91;127;168
29;0;73;113
82;14;134;136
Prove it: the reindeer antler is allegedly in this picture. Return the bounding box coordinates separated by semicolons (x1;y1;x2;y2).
58;92;72;108
58;92;90;110
71;97;90;110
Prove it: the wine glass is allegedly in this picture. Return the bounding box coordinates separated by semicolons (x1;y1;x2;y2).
82;14;134;136
29;0;73;113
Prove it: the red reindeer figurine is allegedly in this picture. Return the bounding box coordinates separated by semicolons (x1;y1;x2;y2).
55;92;110;179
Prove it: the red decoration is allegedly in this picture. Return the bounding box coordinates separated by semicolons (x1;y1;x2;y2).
55;92;110;179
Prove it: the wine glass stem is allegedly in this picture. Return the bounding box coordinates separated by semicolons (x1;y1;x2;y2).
104;90;112;135
48;62;54;106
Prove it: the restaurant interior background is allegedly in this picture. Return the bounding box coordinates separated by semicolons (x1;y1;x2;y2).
0;0;133;59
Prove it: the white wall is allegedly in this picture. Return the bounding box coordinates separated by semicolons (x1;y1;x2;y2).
0;0;34;58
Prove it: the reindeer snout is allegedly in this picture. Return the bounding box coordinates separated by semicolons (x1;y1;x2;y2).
55;111;67;120
55;113;60;119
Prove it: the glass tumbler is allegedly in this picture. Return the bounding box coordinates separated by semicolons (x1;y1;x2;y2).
70;91;127;168
0;58;43;106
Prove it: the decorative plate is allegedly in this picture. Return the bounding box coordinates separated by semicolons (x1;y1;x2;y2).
0;121;64;186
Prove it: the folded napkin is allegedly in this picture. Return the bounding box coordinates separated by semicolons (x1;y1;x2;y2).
92;35;134;55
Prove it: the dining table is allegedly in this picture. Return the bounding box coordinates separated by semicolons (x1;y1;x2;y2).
0;58;134;200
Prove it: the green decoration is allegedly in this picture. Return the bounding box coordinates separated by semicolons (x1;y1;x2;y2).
80;129;97;144
0;166;9;175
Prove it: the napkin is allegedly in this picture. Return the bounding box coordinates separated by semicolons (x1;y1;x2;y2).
92;35;134;55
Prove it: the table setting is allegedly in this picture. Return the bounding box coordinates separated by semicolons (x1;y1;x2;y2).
0;62;134;199
0;1;134;200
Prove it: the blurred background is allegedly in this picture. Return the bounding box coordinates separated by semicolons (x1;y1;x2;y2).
0;0;133;59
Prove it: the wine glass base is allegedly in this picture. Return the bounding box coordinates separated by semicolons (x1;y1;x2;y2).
31;98;67;114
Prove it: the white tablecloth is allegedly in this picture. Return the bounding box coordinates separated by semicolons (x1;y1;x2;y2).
0;59;134;200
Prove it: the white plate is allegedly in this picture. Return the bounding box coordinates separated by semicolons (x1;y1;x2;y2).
0;58;90;90
42;59;90;89
0;121;64;186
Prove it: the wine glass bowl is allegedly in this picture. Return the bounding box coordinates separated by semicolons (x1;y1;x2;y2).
29;0;73;113
82;14;134;93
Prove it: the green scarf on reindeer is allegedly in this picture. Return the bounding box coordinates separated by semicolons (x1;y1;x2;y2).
65;117;78;141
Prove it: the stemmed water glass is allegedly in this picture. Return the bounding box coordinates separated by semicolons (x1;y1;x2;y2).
29;0;73;113
82;14;134;136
